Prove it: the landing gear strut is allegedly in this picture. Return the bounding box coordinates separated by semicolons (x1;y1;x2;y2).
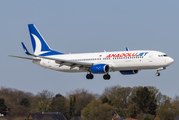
86;73;94;79
103;74;111;80
155;67;165;76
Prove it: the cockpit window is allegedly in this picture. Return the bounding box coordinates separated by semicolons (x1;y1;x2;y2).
158;54;168;57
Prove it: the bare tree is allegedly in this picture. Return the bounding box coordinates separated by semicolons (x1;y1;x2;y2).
0;87;34;109
67;89;96;118
36;90;54;101
8;105;30;118
172;94;179;109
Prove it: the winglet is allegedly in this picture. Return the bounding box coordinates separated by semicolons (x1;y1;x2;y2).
21;42;33;56
126;47;129;51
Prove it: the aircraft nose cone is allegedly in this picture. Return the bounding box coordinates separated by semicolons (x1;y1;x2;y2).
168;57;174;65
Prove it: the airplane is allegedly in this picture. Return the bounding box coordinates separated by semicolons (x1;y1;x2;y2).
9;24;174;80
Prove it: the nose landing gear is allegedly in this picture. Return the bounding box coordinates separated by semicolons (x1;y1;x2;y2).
155;67;165;76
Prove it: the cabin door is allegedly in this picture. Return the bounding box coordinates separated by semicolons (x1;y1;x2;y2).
149;54;153;62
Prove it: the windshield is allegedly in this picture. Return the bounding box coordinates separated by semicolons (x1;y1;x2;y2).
158;54;168;57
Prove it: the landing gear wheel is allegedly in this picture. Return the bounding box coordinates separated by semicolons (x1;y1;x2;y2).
90;74;94;79
103;74;111;80
156;72;160;76
86;74;90;79
86;74;94;79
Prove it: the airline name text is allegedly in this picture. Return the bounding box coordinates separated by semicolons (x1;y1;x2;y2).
105;52;148;58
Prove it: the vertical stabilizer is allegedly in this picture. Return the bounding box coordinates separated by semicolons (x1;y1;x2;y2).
28;24;63;56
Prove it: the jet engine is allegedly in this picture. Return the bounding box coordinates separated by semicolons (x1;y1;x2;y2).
91;64;109;74
120;70;138;75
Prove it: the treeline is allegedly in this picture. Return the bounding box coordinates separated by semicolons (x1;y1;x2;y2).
0;86;179;120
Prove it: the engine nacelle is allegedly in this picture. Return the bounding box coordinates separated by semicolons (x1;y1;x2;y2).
120;70;138;75
90;64;109;74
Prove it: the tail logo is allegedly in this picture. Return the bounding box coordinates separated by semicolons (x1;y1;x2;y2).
31;34;49;55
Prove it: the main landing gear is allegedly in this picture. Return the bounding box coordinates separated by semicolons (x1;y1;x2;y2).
86;73;111;80
86;73;94;79
103;74;111;80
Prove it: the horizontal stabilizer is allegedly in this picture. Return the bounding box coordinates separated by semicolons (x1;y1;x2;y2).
8;55;40;60
21;42;33;55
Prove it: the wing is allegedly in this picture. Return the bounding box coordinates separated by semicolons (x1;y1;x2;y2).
37;56;93;69
9;54;115;72
36;55;117;72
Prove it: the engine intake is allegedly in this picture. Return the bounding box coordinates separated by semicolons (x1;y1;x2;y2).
91;64;109;74
120;70;138;75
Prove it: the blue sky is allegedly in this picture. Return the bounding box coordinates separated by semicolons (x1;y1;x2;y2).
1;1;178;98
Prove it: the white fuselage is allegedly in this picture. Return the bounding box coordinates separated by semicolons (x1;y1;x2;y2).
33;50;174;73
9;24;174;79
